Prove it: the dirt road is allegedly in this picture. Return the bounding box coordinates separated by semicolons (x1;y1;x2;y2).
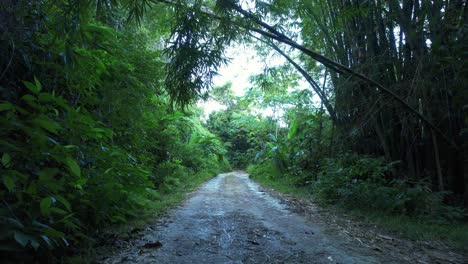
99;172;390;263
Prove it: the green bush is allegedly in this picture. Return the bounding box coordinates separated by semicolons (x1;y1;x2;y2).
313;154;466;222
0;85;156;253
248;164;271;179
0;7;230;258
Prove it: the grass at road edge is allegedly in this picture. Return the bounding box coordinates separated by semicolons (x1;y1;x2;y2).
65;169;221;263
247;165;468;252
140;170;220;224
345;208;468;251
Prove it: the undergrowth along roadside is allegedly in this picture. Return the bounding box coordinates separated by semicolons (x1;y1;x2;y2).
65;169;221;264
0;3;231;262
247;163;468;252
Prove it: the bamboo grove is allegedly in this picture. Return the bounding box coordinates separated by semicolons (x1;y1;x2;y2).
292;0;468;198
160;0;468;205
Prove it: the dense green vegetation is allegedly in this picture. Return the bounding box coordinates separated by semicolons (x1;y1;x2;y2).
204;0;467;249
0;1;229;261
1;0;467;261
248;163;468;249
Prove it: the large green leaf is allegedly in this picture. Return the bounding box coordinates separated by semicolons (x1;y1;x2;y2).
40;197;53;217
162;112;184;121
55;195;71;212
65;157;81;178
75;178;87;189
287;117;299;139
34;77;42;92
2;175;14;192
44;227;65;239
32;115;61;134
0;102;14;112
50;207;68;215
23;79;41;94
2;153;11;168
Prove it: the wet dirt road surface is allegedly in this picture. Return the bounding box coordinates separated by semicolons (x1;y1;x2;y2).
98;172;386;263
99;172;383;263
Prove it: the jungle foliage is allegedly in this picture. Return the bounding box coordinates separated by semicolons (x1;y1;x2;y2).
201;0;468;246
0;0;229;261
1;0;467;260
151;0;467;215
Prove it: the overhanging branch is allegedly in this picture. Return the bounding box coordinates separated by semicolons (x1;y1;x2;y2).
153;0;455;147
251;34;338;124
229;3;455;148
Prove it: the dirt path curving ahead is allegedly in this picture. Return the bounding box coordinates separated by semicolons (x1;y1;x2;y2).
99;172;392;263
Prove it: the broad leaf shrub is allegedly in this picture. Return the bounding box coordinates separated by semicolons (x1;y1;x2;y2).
0;6;230;260
0;85;229;258
247;162;281;180
313;154;466;222
0;85;155;254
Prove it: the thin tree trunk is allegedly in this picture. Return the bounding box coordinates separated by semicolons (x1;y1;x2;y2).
431;130;444;191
